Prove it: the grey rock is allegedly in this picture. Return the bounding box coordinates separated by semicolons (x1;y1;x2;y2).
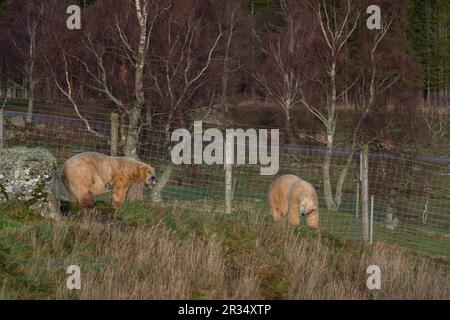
0;147;61;220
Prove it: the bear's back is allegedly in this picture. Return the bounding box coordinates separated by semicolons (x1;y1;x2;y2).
268;174;301;212
64;152;116;180
66;152;110;166
269;174;318;204
269;174;301;193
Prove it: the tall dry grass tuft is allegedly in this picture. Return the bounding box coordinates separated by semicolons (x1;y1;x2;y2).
284;238;350;299
0;280;6;299
52;221;226;299
1;204;448;300
231;267;262;299
360;243;450;299
282;230;449;299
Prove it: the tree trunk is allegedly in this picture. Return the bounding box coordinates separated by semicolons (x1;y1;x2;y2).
23;78;27;98
284;108;294;143
323;133;336;210
124;106;144;202
334;148;356;209
0;109;4;149
6;84;12;98
124;1;149;203
151;164;173;202
151;123;174;202
323;61;338;211
124;107;140;158
26;82;34;124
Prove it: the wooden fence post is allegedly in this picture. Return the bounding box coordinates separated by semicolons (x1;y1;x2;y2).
361;144;369;243
111;112;119;156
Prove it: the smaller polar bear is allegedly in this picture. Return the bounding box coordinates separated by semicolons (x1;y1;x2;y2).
62;152;156;209
268;174;319;229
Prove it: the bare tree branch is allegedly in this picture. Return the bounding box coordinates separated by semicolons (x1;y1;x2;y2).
47;50;105;138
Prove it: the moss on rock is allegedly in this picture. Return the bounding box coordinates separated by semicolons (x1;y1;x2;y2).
0;147;60;220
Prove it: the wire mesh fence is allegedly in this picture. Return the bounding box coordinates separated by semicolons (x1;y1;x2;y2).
1;109;449;258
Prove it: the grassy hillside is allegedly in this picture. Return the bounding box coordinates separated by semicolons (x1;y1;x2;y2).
0;201;448;300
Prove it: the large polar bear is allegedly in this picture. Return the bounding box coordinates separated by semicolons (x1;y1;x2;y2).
62;152;156;209
268;174;319;229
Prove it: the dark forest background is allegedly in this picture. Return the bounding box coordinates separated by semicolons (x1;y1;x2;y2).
0;0;449;145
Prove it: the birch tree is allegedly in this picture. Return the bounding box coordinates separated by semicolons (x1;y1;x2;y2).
9;0;44;124
53;0;168;200
149;2;223;202
255;1;313;142
300;0;398;210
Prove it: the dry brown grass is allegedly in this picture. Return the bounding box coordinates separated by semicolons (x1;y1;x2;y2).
0;203;449;300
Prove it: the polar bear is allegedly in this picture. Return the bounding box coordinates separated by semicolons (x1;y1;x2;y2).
62;152;156;209
268;174;319;229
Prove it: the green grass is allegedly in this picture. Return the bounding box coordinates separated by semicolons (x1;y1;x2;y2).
154;184;450;258
320;210;450;257
2;105;449;298
0;203;55;299
0;200;448;299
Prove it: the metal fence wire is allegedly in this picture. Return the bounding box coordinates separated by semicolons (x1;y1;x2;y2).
1;110;449;258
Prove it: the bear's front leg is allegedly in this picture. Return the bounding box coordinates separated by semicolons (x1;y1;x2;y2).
306;210;319;230
112;186;127;210
288;210;301;225
287;201;301;225
270;206;283;221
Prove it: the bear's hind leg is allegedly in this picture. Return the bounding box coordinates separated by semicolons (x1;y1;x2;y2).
79;192;95;208
61;175;77;203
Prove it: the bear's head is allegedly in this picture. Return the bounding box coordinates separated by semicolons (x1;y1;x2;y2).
299;197;318;217
135;163;156;186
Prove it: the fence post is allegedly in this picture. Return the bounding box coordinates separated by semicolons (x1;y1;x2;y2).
361;144;369;243
370;195;374;244
355;182;360;218
225;136;233;214
0;109;3;149
111;112;119;156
